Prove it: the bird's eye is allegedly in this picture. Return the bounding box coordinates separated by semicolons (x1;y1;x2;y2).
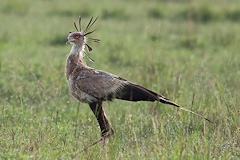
75;35;80;39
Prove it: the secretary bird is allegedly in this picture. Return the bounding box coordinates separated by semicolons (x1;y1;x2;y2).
65;16;211;147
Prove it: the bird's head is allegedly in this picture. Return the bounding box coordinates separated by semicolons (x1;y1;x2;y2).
67;31;85;45
66;16;100;60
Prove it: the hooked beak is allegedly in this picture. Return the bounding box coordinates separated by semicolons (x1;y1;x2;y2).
66;38;69;44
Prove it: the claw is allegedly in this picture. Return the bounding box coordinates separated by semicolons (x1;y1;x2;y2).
83;131;112;151
92;134;110;148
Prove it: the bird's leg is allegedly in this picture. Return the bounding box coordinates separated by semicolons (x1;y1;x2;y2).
89;101;114;147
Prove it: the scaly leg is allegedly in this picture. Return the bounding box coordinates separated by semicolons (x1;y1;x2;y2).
89;101;114;147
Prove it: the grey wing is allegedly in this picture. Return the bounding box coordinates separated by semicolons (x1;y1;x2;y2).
75;69;127;100
75;69;161;102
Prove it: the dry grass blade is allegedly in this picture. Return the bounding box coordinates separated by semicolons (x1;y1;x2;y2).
16;58;57;111
16;58;46;94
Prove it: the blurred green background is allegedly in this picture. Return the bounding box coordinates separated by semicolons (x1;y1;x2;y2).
0;0;239;159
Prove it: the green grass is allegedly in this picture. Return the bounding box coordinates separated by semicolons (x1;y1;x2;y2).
0;0;239;159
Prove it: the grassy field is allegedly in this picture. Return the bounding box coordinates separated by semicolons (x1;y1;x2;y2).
0;0;239;159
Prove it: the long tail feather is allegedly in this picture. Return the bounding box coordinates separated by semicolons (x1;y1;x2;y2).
116;83;212;123
158;96;212;123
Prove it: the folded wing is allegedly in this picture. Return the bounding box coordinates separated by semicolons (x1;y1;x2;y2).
75;68;164;102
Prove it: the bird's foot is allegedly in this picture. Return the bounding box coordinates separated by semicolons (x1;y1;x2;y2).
83;128;115;152
92;132;111;148
87;129;114;149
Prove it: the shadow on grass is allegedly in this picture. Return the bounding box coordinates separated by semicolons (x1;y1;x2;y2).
148;7;164;19
173;5;240;23
180;35;198;49
177;5;219;23
49;35;67;46
48;8;91;17
101;8;128;20
225;9;240;22
1;0;29;16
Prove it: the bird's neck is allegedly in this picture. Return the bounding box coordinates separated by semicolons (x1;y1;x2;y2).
65;44;86;80
70;43;85;59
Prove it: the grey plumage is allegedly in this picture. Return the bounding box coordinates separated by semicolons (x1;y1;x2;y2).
65;16;212;147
